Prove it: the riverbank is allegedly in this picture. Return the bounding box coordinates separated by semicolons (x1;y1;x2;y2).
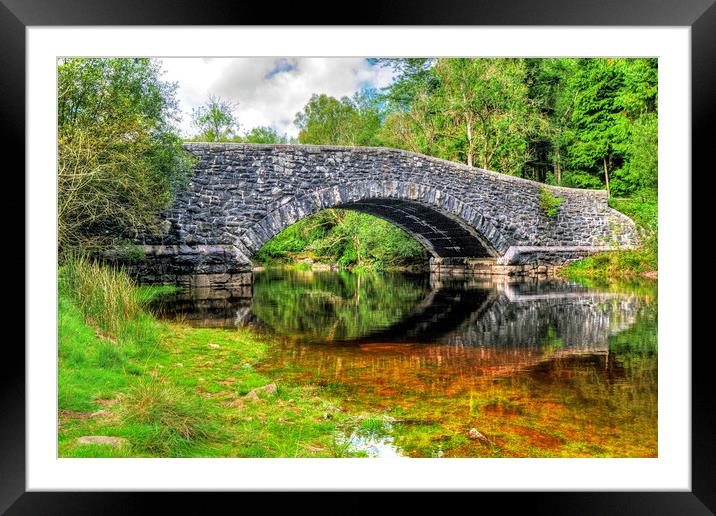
558;247;657;282
58;260;371;458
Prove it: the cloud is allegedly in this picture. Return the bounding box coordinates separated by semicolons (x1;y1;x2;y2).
159;57;395;138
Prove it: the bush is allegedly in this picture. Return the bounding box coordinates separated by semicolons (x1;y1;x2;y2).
57;58;194;256
253;209;427;270
539;187;564;218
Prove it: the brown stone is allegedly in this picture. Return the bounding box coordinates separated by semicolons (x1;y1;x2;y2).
76;436;129;448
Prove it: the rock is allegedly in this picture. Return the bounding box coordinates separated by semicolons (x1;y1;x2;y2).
243;383;277;401
468;428;488;441
208;344;220;349
243;390;260;401
76;436;129;448
258;383;277;394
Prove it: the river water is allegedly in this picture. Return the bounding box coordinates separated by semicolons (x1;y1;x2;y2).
151;268;658;458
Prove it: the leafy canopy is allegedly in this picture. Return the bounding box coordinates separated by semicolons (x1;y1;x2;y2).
57;58;194;254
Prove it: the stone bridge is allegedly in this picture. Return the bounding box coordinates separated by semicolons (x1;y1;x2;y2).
129;143;639;284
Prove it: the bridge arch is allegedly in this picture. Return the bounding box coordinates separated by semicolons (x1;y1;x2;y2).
242;181;511;259
125;143;640;281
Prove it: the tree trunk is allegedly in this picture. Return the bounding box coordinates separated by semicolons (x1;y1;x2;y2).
603;157;611;197
555;146;562;185
466;120;474;167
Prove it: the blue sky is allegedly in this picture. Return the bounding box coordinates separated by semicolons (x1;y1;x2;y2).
158;58;396;138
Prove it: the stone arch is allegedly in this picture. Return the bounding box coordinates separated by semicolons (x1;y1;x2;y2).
239;180;516;259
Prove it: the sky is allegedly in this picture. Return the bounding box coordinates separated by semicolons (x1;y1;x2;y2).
158;58;396;139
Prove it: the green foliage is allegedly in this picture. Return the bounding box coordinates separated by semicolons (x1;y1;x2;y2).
240;126;288;143
57;58;194;255
190;95;239;141
112;242;146;263
539;187;564;218
294;90;385;146
611;113;658;197
254;209;427;270
373;57;657;192
561;247;657;281
60;254;146;338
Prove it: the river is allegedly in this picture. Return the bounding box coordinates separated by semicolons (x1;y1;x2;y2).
150;268;657;458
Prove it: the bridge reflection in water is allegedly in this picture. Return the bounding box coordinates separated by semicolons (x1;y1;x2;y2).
150;269;643;373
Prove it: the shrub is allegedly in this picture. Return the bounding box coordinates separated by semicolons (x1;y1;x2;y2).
539;187;564;218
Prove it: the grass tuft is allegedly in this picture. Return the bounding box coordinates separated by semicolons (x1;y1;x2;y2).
118;377;219;456
60;254;145;338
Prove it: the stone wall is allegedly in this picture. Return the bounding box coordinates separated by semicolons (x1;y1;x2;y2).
126;143;640;281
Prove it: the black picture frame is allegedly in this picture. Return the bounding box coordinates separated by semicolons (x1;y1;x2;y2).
3;1;710;513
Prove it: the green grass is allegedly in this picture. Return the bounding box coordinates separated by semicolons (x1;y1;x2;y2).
57;259;367;458
560;247;657;281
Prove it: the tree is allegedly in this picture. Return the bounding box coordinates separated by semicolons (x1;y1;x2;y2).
191;95;239;142
566;59;628;196
376;58;441;156
294;91;384;146
294;94;359;145
377;58;543;173
240;126;287;144
523;58;579;183
57;58;194;254
432;58;541;172
565;58;657;196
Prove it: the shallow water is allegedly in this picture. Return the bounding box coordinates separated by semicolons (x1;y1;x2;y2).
151;269;657;458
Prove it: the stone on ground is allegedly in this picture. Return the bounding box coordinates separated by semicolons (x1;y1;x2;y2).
76;436;129;448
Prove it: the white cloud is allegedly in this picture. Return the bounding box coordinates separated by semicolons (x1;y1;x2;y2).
158;57;395;138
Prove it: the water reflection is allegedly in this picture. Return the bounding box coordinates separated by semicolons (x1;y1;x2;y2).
152;269;644;352
150;269;657;457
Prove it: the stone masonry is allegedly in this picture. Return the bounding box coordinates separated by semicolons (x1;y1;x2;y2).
125;143;640;284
